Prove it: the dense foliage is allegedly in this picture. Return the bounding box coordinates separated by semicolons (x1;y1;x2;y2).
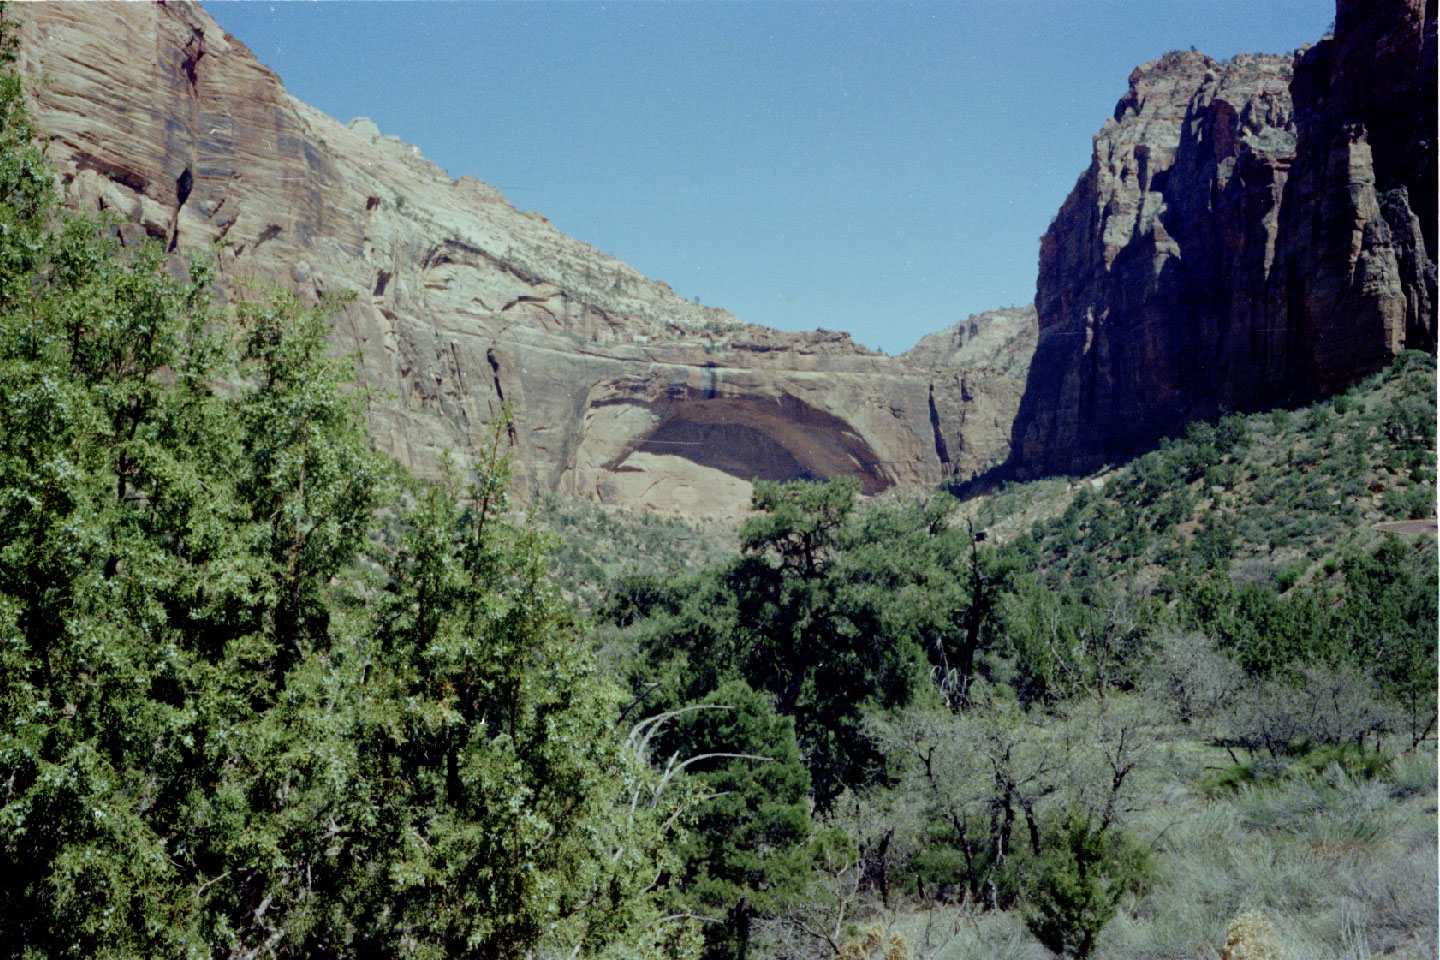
599;360;1436;958
529;495;731;614
983;350;1437;580
0;21;696;958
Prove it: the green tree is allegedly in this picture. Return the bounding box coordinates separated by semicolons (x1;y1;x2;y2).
616;481;1012;806
609;482;1010;952
1178;576;1326;675
0;60;236;949
354;423;682;958
656;680;812;960
740;476;858;578
712;480;940;803
230;287;392;678
1023;807;1151;959
0;14;695;951
0;11;51;311
1334;537;1438;748
1000;580;1152;703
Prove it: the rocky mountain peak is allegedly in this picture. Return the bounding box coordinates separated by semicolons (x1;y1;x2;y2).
903;306;1038;380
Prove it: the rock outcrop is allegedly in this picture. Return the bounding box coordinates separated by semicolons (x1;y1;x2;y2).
903;305;1038;380
17;2;1031;516
1011;0;1435;477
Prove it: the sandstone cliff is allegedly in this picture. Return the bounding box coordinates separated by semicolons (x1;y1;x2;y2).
1272;0;1437;395
17;2;1028;516
903;305;1038;381
1011;0;1436;477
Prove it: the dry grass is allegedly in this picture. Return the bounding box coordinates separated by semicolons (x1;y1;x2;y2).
1097;750;1436;960
866;745;1435;960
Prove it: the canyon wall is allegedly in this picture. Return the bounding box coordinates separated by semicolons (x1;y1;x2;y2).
903;305;1037;382
17;2;1030;517
1011;0;1436;476
1272;0;1436;396
28;0;1419;498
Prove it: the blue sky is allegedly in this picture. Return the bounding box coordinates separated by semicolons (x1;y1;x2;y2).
204;1;1333;355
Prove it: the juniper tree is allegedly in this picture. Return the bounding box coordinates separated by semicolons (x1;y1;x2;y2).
0;12;696;953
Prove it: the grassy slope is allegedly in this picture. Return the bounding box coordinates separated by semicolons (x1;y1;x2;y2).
892;748;1438;960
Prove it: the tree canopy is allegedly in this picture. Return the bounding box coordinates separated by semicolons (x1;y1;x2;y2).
0;15;695;956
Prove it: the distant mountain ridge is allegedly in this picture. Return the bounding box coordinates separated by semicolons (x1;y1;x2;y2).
16;0;1432;508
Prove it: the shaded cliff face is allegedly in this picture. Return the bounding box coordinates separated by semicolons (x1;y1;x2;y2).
1272;0;1437;395
1012;0;1436;477
18;2;1028;516
899;306;1037;489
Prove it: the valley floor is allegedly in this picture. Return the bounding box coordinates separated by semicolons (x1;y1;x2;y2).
784;738;1437;960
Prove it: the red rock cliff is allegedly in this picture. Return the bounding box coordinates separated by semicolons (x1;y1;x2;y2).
1012;0;1435;476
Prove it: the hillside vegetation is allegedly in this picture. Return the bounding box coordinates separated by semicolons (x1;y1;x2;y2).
530;495;733;612
589;356;1437;960
971;350;1436;579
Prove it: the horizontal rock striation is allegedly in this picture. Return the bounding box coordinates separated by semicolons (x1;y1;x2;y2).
1011;0;1435;477
18;2;1032;516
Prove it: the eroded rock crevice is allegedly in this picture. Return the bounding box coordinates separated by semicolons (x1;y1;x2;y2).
928;385;952;468
168;166;193;251
180;25;205;90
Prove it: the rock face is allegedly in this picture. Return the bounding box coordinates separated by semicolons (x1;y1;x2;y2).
1272;0;1436;396
903;306;1038;381
1011;0;1436;477
17;1;1031;517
